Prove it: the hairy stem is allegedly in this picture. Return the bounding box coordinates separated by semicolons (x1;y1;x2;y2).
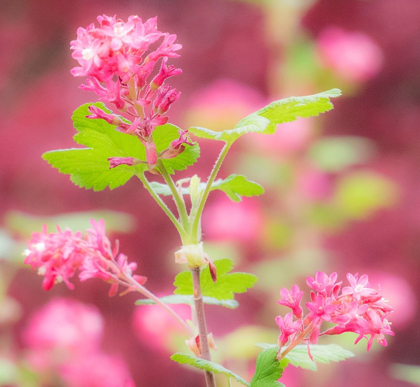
191;267;216;387
136;173;188;240
190;142;232;243
157;161;190;231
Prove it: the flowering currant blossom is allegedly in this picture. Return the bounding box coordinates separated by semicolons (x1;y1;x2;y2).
277;284;304;318
276;271;394;358
71;15;192;168
24;219;146;296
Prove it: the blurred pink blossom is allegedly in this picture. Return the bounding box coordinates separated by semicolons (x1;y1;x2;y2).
298;167;332;201
185;79;264;130
202;197;263;242
60;352;132;387
250;119;313;156
317;27;383;82
369;272;416;328
24;298;103;353
132;301;190;351
24;298;133;385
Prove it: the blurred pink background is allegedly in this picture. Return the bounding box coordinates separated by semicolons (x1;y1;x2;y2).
1;0;420;386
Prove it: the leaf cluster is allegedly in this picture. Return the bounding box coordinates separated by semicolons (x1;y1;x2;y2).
43;103;200;191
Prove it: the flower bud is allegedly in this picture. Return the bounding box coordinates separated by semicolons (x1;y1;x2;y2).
107;157;141;169
174;242;207;267
145;141;158;166
185;333;217;356
86;106;122;126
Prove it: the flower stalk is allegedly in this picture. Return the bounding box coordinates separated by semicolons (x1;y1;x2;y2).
190;142;232;243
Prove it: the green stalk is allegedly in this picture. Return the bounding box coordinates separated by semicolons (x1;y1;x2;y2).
190;142;232;242
136;172;188;240
157;161;190;232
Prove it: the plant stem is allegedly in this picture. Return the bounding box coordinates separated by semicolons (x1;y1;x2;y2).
128;78;144;118
190;142;232;243
191;267;216;387
157;161;190;231
120;275;193;335
136;172;188;240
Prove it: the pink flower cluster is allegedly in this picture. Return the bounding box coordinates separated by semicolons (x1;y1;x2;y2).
71;15;191;167
24;298;133;387
276;271;394;358
24;219;146;296
317;27;383;83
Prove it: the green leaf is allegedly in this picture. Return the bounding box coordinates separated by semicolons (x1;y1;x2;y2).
171;353;250;386
256;344;355;371
149;181;179;195
156;128;200;175
43;103;200;191
149;174;264;202
189;89;341;144
210;174;264;202
135;295;239;309
174;258;257;300
43;103;145;191
250;347;287;387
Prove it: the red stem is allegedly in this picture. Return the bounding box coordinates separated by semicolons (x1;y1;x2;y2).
191;267;216;387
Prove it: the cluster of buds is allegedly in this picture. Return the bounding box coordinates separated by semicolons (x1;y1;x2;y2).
24;220;146;296
276;271;394;359
71;15;192;167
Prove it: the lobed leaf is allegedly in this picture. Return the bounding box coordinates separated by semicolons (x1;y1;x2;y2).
43;103;200;191
149;174;264;202
171;353;250;386
189;89;341;144
135;294;239;309
250;347;287;387
174;258;257;300
210;174;264;202
256;344;354;371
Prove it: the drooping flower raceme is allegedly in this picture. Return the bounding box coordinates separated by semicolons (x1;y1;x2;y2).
24;219;146;296
276;271;394;359
70;15;191;167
